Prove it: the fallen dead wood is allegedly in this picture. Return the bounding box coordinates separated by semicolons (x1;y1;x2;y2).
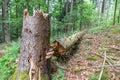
98;52;106;80
49;29;88;57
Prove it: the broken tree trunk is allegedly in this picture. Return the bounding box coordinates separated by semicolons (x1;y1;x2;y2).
16;9;52;80
50;29;88;57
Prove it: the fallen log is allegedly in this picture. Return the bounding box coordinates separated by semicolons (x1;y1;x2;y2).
48;29;88;57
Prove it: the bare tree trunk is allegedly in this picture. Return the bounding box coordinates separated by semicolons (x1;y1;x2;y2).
2;0;10;42
26;0;29;10
17;10;51;80
118;4;120;23
80;0;84;30
47;0;49;13
118;10;120;23
113;0;118;25
101;0;105;14
106;0;111;22
65;0;68;15
16;0;18;38
70;0;73;13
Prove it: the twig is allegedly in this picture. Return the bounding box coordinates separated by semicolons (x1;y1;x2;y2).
92;64;120;68
98;51;107;80
94;52;114;65
107;46;120;51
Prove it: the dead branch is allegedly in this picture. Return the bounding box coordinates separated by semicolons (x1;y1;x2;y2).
98;51;107;80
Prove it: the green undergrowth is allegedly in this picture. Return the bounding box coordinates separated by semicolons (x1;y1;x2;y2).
109;25;120;34
0;38;21;80
52;68;66;80
88;25;111;33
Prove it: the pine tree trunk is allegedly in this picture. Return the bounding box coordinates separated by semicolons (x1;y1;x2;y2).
70;0;73;13
118;5;120;23
101;0;105;14
2;0;10;42
47;0;49;13
65;0;68;15
113;0;117;25
17;10;51;80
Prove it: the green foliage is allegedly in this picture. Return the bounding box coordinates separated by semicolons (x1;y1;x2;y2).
89;75;98;80
9;68;18;80
63;2;95;30
0;39;21;80
88;25;111;33
52;68;66;80
109;25;120;34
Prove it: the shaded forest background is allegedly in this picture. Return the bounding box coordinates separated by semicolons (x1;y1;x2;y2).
0;0;120;43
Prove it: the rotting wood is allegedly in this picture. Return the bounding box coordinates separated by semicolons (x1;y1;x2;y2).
48;29;88;57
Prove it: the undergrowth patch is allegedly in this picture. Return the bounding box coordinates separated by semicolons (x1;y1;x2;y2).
0;39;21;80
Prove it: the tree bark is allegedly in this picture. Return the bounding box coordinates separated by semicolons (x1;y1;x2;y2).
17;10;51;80
65;0;69;15
118;5;120;23
70;0;73;13
113;0;117;25
101;0;105;14
47;0;49;13
26;0;29;10
16;0;19;38
2;0;10;42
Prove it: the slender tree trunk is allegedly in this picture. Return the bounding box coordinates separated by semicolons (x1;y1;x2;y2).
17;10;52;80
60;0;62;14
101;0;105;14
16;1;18;38
80;0;84;30
70;0;73;13
38;3;40;10
26;0;29;10
118;5;120;23
113;0;117;25
47;0;49;13
2;0;10;42
65;0;68;15
106;0;111;22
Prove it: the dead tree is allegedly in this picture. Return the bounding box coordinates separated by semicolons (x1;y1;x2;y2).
16;9;52;80
49;29;88;57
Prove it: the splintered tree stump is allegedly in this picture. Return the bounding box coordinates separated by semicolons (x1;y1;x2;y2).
50;29;88;57
17;9;52;80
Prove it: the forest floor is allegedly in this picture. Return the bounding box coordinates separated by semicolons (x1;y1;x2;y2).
0;26;120;80
56;26;120;80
